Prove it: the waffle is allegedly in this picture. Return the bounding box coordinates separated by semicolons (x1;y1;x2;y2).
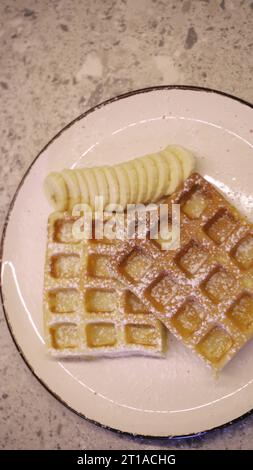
43;212;167;358
109;173;253;371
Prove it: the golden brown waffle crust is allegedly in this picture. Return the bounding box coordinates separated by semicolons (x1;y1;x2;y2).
108;173;253;371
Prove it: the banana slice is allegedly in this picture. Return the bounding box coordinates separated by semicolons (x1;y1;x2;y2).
93;166;109;209
151;153;169;201
75;168;90;206
114;164;131;208
62;169;81;210
122;161;138;204
161;148;182;195
102;166;119;206
44;144;196;211
81;168;99;211
44;172;68;211
131;158;148;204
168;145;195;179
141;155;158;203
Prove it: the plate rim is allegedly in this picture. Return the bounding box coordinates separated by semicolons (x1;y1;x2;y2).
1;84;253;440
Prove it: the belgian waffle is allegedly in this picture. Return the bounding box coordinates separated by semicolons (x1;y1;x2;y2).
109;173;253;371
43;212;167;357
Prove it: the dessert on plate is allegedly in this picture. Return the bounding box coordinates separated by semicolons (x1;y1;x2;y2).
43;144;253;372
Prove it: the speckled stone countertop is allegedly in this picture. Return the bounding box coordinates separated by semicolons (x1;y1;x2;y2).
1;0;253;450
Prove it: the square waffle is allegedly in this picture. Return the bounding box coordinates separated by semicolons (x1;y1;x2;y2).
109;173;253;371
43;212;167;357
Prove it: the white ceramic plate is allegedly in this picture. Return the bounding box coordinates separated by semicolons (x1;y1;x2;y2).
1;86;253;438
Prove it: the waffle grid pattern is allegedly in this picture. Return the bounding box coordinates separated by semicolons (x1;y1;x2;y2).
109;173;253;371
44;212;167;357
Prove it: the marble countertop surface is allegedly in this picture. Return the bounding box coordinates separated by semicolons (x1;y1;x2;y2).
1;0;253;450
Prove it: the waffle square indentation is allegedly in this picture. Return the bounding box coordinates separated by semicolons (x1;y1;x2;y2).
125;324;157;346
48;289;79;313
231;234;253;270
204;208;236;245
182;186;208;219
85;289;117;313
87;254;112;279
86;323;117;347
202;267;234;303
145;273;177;312
125;291;148;314
172;299;204;338
197;326;233;364
175;240;208;277
51;254;80;278
50;323;79;349
53;219;78;244
227;293;253;332
120;248;152;282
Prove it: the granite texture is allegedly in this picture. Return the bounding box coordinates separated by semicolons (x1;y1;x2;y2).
1;0;253;450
